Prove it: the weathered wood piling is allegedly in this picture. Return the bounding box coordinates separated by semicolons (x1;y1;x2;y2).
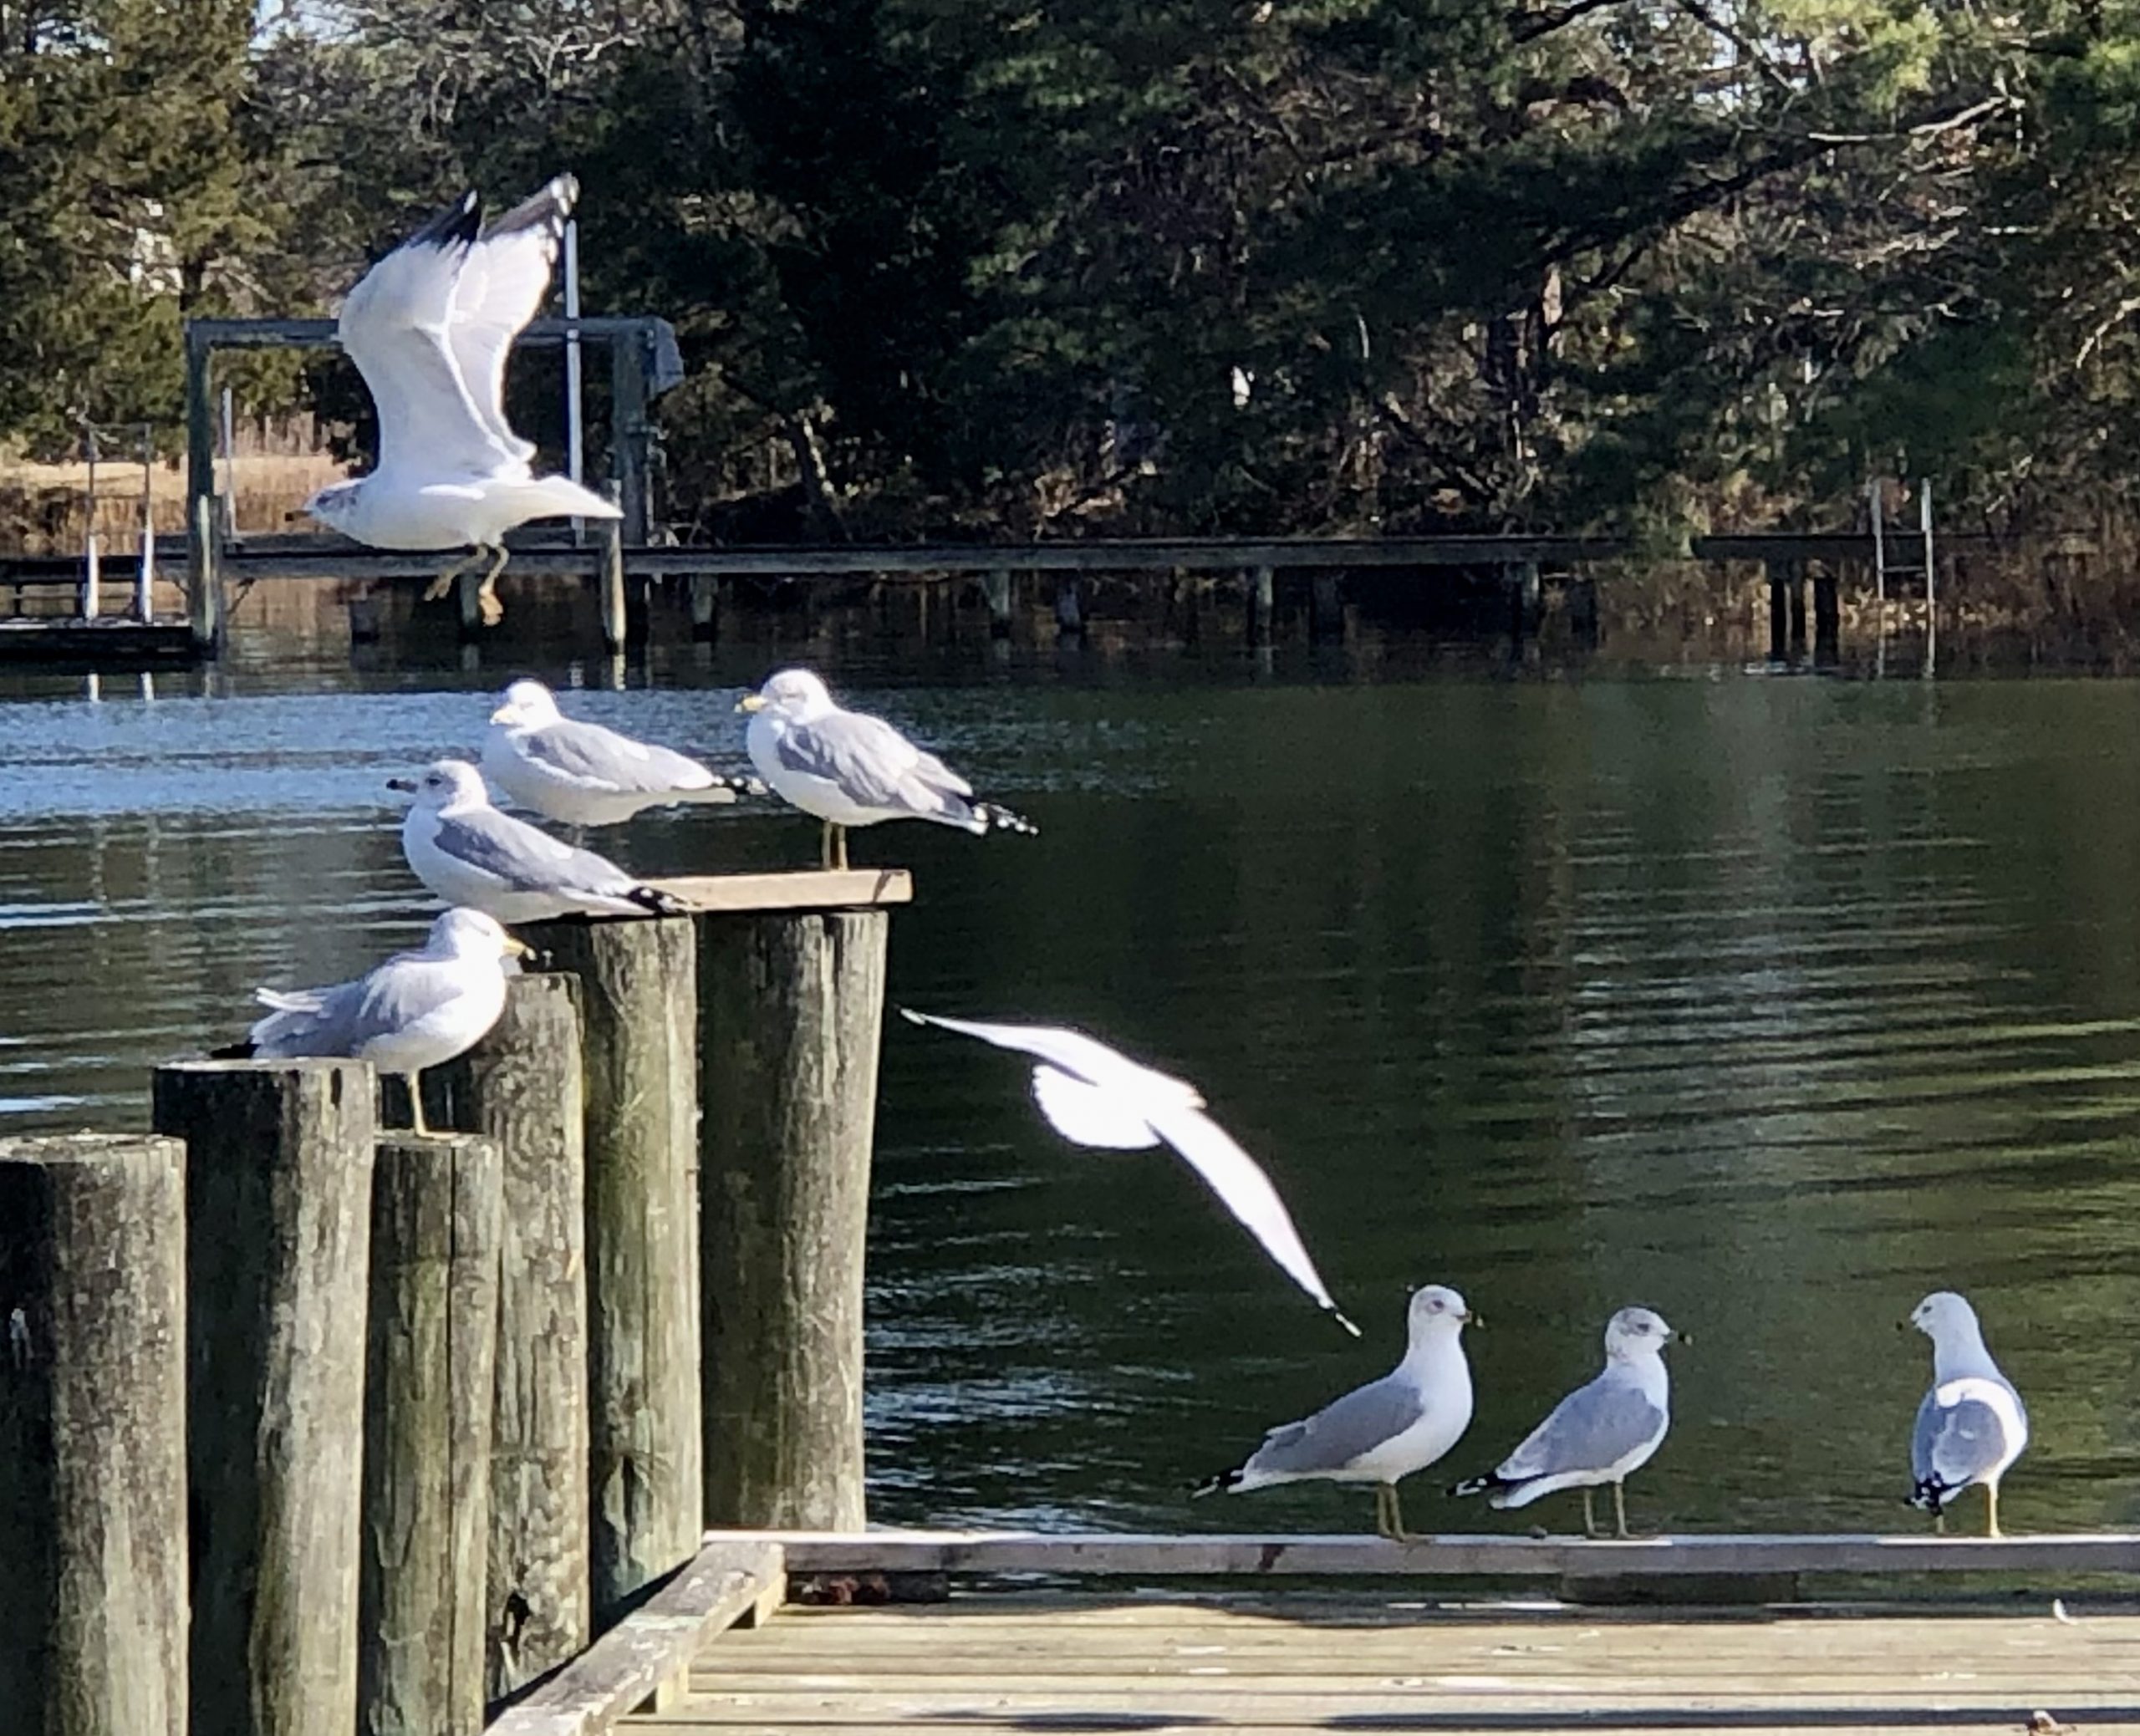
436;975;593;1700
359;1133;503;1736
524;915;703;1616
0;1134;188;1736
155;1059;376;1736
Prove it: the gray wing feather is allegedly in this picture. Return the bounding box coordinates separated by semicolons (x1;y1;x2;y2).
525;720;711;795
1248;1376;1425;1478
1497;1379;1664;1481
250;955;460;1057
778;712;973;810
435;807;635;896
1913;1386;2017;1487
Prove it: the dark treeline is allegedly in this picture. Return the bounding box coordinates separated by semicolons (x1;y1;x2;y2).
3;0;2139;542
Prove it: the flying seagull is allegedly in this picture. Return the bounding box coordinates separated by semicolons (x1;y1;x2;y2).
302;176;619;627
1907;1290;2028;1538
1195;1285;1475;1540
484;678;757;827
1453;1306;1681;1538
390;759;686;924
738;669;1036;869
215;907;528;1137
901;1009;1357;1334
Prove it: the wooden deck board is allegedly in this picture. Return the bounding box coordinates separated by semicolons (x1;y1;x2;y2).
628;1594;2140;1733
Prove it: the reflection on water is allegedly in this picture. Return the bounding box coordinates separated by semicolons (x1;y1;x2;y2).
5;634;2140;1539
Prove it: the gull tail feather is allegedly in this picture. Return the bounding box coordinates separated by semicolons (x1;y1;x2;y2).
626;883;689;917
1908;1476;1954;1515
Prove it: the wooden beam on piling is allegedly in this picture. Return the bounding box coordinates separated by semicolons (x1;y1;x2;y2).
153;1059;376;1736
359;1133;503;1736
1812;563;1840;665
1246;565;1274;645
434;975;593;1702
599;523;628;654
689;573;720;643
1309;572;1344;641
985;569;1013;639
521;918;702;1621
0;1133;188;1736
696;899;890;1531
1053;575;1084;638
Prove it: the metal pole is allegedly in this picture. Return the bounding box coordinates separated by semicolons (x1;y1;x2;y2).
1921;478;1937;680
1867;476;1885;613
563;220;584;542
137;424;155;621
81;426;100;620
219;385;237;534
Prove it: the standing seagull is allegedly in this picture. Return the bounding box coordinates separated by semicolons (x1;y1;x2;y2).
903;1009;1357;1334
302;176;619;627
1194;1285;1476;1541
485;679;756;827
1453;1306;1681;1538
215;907;528;1137
1907;1290;2029;1537
391;759;685;924
738;669;1036;868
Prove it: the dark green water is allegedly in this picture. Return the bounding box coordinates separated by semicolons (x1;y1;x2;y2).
4;640;2137;1538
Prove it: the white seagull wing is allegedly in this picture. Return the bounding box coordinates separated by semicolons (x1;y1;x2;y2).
1143;1098;1359;1335
442;176;576;466
1029;1063;1163;1150
899;1009;1203;1107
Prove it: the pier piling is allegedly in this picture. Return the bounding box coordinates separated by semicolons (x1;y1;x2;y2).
697;903;889;1530
436;975;594;1700
523;917;703;1618
359;1133;504;1736
154;1059;376;1736
0;1133;188;1736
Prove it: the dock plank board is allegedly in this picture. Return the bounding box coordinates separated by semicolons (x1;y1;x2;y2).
626;1594;2140;1734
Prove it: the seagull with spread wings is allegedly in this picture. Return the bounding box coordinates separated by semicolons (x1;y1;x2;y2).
302;176;619;627
901;1009;1358;1334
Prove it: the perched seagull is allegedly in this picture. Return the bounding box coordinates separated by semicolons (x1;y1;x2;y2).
902;1009;1357;1334
301;176;619;627
738;669;1036;869
1194;1285;1476;1540
214;907;528;1137
1907;1290;2029;1537
484;679;757;827
1453;1306;1681;1538
390;759;685;924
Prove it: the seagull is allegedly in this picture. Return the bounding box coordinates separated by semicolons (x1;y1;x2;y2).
301;176;619;627
900;1009;1357;1334
484;679;757;827
1453;1306;1681;1538
390;759;686;924
1907;1290;2029;1537
737;669;1036;868
214;907;528;1137
1194;1285;1476;1540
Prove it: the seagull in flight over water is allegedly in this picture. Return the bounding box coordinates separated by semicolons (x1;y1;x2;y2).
303;176;619;627
901;1009;1358;1334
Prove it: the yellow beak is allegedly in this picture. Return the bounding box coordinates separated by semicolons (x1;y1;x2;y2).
736;693;767;713
488;706;512;725
503;936;535;960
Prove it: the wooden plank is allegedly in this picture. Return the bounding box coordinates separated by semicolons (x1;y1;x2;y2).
724;1527;2140;1577
487;1540;783;1736
650;871;912;914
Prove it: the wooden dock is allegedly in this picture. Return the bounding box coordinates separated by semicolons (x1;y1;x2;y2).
493;1535;2140;1736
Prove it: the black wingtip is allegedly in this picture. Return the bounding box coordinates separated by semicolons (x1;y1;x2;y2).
627;884;689;917
1450;1474;1500;1499
490;174;579;242
974;802;1039;838
1188;1465;1243;1499
406;188;482;253
209;1040;257;1061
1906;1479;1949;1515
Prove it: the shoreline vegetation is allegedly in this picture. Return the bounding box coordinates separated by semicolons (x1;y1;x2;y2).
3;0;2140;621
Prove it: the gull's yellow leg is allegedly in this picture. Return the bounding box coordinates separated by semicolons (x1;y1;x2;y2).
1613;1482;1631;1540
1384;1483;1416;1544
422;547;479;603
1582;1487;1598;1539
835;825;849;870
407;1076;431;1138
475;543;509;627
1985;1483;2002;1540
